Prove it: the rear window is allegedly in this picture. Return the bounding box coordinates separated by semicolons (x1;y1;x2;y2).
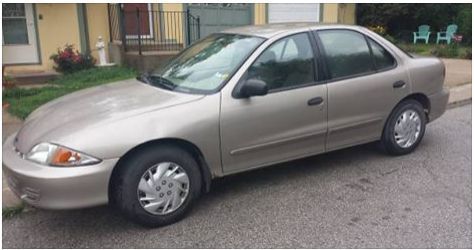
367;38;396;70
318;29;374;79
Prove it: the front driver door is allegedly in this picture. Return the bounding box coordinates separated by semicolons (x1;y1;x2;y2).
220;32;328;174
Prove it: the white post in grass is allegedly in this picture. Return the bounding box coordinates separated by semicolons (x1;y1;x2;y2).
96;36;107;66
96;36;115;67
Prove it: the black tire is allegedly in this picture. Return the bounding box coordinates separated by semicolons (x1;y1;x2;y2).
380;99;427;155
111;144;202;227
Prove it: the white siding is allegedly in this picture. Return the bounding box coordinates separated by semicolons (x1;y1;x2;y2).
268;3;320;23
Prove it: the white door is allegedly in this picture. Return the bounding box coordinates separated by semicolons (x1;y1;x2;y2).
268;3;320;23
2;3;39;64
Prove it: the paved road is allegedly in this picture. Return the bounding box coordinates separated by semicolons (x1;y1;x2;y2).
3;105;471;248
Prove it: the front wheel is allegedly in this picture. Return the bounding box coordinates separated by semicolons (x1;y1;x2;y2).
380;99;427;155
111;145;202;227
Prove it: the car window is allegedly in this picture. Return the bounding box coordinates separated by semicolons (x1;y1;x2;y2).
153;34;264;93
368;38;396;70
281;39;298;60
247;33;315;91
318;30;374;79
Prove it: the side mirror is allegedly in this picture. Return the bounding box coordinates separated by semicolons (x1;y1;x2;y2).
235;79;268;98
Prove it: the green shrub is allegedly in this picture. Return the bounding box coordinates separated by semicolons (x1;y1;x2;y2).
430;44;460;58
384;34;397;44
395;42;470;59
462;49;472;59
50;44;96;74
367;25;387;35
357;4;472;45
397;43;430;54
456;6;472;44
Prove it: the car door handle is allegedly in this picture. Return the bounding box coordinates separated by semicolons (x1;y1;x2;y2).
307;97;324;106
393;80;406;88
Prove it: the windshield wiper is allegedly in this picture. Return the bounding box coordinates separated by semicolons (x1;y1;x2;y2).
136;73;152;84
137;73;176;90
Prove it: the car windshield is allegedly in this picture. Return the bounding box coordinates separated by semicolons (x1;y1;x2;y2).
149;33;265;94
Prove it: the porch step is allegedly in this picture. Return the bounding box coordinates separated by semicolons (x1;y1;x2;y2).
5;71;60;85
124;51;180;72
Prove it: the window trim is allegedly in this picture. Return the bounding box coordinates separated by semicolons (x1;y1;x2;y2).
308;30;325;83
313;28;399;84
364;34;377;72
232;31;322;97
366;36;398;73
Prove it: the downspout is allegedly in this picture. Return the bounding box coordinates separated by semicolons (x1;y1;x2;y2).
319;3;324;23
77;3;90;53
33;4;42;64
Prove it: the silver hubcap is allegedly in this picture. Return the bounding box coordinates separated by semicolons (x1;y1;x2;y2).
137;162;190;215
394;109;422;148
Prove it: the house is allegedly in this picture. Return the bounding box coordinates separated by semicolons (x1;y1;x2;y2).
2;3;356;78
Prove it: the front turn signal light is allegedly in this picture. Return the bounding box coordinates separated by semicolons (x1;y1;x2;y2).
26;143;101;167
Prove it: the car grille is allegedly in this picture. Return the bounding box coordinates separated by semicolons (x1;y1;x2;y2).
22;187;41;203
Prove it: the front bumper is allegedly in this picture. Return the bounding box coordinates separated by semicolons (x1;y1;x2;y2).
2;133;118;209
428;87;450;122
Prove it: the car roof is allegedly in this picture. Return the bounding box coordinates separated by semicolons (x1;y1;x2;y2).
220;22;365;38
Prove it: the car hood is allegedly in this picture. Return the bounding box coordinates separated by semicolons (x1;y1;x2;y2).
14;79;204;153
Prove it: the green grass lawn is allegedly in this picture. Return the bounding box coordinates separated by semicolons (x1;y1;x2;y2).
396;42;471;59
2;204;25;219
3;66;137;120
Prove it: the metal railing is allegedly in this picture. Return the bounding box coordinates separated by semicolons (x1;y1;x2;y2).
108;4;200;54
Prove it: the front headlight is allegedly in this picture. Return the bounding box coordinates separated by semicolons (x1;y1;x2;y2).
26;143;101;166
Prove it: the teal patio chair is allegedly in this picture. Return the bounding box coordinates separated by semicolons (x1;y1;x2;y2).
436;24;458;44
413;25;431;44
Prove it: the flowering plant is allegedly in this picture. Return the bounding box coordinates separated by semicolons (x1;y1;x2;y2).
50;44;96;73
367;25;387;36
453;34;463;43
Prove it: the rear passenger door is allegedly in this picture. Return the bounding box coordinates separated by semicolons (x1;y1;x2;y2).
314;29;410;151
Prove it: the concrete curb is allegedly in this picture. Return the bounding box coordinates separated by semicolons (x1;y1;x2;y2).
448;98;472;109
447;83;472;109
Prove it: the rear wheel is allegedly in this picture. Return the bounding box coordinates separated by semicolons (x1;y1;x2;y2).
111;145;202;227
381;99;427;155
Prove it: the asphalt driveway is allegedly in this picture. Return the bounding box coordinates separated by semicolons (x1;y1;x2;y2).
2;104;471;248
